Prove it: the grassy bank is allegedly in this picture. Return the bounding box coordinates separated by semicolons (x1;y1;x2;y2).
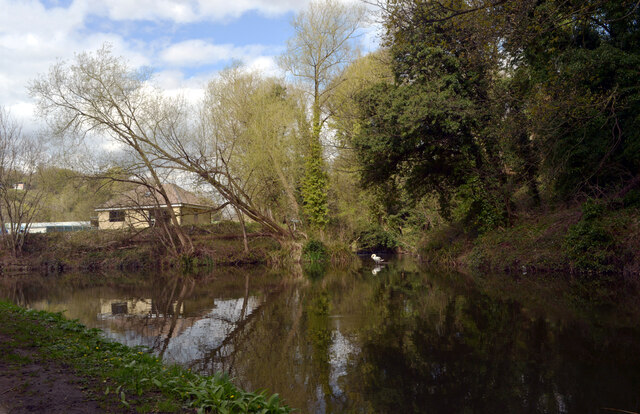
0;300;290;413
418;201;640;276
0;221;281;274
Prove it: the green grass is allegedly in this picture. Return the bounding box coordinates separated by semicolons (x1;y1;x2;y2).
0;300;292;413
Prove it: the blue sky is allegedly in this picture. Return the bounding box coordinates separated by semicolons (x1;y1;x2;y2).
0;0;379;128
81;12;293;78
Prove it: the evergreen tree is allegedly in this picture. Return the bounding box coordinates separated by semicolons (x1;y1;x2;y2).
301;129;329;229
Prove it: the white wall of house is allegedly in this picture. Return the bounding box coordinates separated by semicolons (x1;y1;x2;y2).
96;207;211;230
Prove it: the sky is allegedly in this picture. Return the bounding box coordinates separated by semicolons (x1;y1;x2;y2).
0;0;380;132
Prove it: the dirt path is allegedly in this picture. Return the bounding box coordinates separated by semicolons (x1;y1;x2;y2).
0;334;118;413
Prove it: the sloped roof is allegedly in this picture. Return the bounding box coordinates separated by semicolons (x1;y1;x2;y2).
96;183;212;211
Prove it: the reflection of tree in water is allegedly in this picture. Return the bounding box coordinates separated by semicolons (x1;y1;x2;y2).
0;276;29;306
150;275;195;358
98;274;198;356
182;275;349;413
306;290;332;399
5;266;640;414
186;273;267;374
347;271;640;414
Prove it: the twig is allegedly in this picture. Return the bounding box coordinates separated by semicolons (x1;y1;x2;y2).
602;408;639;414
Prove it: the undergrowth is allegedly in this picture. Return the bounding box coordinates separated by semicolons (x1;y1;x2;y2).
415;201;639;275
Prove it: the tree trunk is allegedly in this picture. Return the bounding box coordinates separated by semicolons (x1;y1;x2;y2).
234;206;250;254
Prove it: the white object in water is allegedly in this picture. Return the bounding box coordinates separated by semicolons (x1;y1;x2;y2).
371;254;384;264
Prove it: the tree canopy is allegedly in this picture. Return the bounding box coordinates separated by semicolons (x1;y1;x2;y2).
353;0;640;231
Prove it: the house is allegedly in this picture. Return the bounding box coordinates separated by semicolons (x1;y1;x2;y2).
94;183;213;230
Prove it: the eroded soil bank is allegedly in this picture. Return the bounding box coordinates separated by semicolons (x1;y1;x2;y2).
0;222;281;275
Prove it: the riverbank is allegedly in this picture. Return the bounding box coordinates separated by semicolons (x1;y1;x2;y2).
0;300;290;413
417;201;640;276
0;221;281;274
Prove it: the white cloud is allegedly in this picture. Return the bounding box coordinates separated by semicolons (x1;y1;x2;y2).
159;39;280;70
195;0;305;20
245;56;282;77
92;0;199;23
88;0;369;24
0;0;150;129
95;0;306;23
152;69;207;103
0;0;379;139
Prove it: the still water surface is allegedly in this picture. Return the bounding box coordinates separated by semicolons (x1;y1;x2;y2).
1;258;640;413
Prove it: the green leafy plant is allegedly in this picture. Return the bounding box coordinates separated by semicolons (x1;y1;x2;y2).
357;225;397;252
302;239;328;262
564;199;615;272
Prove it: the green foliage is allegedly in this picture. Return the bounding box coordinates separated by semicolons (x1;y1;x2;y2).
348;0;640;257
302;260;328;280
451;180;507;234
34;167;129;222
178;254;214;273
564;200;615;272
357;225;397;252
581;199;606;221
515;0;640;197
302;239;328;262
301;239;331;279
353;69;480;213
282;0;364;233
623;189;640;208
418;223;470;266
325;240;357;266
301;135;329;229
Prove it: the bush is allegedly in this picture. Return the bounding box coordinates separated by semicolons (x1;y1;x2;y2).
302;239;328;262
581;198;606;220
623;189;640;208
419;223;469;265
564;199;615;272
357;225;397;252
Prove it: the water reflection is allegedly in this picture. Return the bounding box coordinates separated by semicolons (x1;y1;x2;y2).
2;262;640;413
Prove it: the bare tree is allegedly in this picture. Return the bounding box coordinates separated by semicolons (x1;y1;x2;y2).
29;46;195;254
279;0;366;127
0;108;46;257
30;46;304;246
279;0;366;229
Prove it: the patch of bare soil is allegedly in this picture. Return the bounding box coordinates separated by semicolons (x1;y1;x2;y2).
0;334;120;414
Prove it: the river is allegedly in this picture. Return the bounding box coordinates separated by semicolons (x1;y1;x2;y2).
1;257;640;413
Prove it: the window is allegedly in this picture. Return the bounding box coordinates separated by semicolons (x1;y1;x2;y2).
109;210;125;222
148;208;169;225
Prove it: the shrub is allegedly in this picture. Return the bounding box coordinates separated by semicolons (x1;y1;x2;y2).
357;225;397;252
623;189;640;208
564;199;615;272
302;239;328;262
